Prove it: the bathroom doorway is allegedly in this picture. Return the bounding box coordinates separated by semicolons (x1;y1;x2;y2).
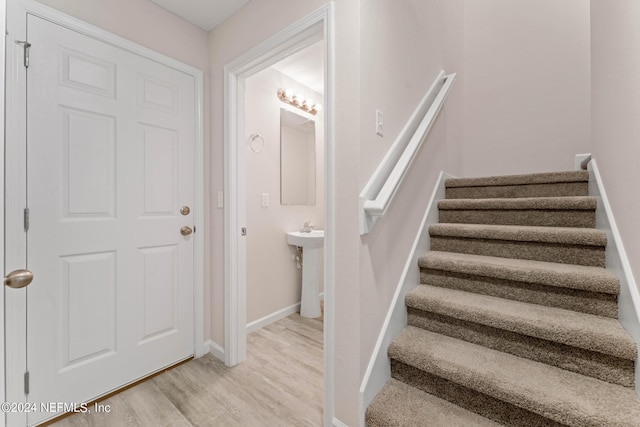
223;5;335;425
244;41;325;333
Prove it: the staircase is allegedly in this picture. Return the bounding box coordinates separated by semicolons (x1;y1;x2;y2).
366;171;640;426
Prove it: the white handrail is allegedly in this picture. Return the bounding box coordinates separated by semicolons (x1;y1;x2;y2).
359;71;456;235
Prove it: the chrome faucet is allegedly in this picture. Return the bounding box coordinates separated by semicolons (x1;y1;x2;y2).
300;220;314;233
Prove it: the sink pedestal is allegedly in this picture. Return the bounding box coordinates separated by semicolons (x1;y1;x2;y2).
286;230;324;319
300;247;321;318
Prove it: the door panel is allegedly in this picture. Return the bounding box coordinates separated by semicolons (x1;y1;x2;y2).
25;15;195;425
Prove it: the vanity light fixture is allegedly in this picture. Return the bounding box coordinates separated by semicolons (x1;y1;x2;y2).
277;88;321;115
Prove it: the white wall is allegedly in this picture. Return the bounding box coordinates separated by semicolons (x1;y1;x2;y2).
461;0;591;177
332;1;363;424
591;0;640;302
357;0;460;386
326;1;467;423
245;68;324;324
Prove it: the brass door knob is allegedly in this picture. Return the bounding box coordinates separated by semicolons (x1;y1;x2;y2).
180;226;193;236
4;269;34;289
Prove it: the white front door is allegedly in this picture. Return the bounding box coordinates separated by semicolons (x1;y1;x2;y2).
10;14;196;425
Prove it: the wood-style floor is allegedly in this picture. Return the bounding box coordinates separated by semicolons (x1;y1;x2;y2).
50;313;323;427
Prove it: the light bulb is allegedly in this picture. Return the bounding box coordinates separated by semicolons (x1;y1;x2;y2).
285;88;293;99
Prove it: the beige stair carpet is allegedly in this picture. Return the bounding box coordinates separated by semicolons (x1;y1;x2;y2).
366;171;640;427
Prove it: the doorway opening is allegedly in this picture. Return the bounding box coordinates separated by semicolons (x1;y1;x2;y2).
223;4;335;425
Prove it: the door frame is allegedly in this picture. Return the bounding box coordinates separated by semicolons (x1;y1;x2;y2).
223;3;335;426
0;1;7;426
4;0;206;420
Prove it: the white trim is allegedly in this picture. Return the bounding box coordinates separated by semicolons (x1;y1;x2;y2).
224;4;336;426
246;293;325;334
247;303;302;334
332;418;349;427
358;171;451;424
4;1;28;424
359;72;456;235
4;0;206;411
585;157;640;394
574;153;591;171
0;0;7;425
205;340;226;362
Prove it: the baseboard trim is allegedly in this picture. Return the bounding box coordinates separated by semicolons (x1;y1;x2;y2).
205;340;225;362
246;293;325;334
586;157;640;395
358;171;451;425
333;417;349;427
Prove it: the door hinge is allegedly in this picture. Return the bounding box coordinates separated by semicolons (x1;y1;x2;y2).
15;40;31;68
24;371;29;395
24;208;30;232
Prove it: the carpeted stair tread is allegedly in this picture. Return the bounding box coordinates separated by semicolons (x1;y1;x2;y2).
430;223;606;246
389;327;640;427
438;196;596;210
365;378;502;427
419;251;619;294
405;286;636;360
446;171;589;188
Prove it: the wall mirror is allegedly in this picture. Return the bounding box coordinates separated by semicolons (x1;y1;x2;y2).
280;108;316;205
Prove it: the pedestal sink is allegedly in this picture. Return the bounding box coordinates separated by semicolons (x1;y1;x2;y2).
287;230;324;318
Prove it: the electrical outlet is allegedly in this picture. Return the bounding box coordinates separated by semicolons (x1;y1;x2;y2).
261;193;269;207
376;109;384;137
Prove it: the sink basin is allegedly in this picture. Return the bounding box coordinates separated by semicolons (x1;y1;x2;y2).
286;230;324;249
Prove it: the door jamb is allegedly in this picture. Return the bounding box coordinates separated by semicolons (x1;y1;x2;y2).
4;1;206;420
223;4;335;426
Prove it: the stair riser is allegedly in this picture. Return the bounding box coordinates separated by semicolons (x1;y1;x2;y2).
430;236;606;267
391;360;565;427
446;182;588;199
439;209;595;228
407;308;635;387
420;269;618;318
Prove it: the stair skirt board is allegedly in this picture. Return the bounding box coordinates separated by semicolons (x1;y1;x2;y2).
359;171;452;423
588;159;640;393
363;163;640;427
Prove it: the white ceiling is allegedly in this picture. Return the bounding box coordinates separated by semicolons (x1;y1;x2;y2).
149;0;250;31
149;0;324;93
272;41;324;94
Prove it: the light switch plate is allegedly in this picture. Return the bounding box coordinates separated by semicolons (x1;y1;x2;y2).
217;191;224;208
376;109;384;137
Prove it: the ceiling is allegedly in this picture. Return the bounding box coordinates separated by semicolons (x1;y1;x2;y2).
149;0;251;31
272;41;324;94
149;0;324;93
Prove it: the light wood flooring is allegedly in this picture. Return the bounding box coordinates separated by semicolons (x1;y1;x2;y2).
50;313;323;427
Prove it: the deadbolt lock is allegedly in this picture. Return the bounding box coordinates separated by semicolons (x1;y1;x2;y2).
180;206;190;215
